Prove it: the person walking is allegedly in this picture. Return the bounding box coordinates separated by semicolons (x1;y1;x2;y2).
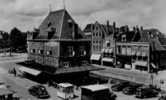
13;67;17;77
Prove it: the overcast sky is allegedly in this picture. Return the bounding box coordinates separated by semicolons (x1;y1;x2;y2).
0;0;166;33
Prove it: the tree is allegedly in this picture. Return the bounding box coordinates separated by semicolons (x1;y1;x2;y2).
10;27;27;53
0;31;10;49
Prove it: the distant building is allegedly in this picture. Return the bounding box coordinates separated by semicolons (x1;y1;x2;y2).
27;9;91;70
86;21;115;65
90;21;166;73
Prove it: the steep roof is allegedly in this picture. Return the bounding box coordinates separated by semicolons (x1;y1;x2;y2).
139;28;160;42
83;24;94;32
36;9;83;40
159;38;166;45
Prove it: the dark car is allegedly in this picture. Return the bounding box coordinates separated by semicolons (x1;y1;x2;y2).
111;81;130;92
109;91;117;100
122;84;142;95
28;85;50;99
135;86;158;99
159;96;166;100
158;91;166;100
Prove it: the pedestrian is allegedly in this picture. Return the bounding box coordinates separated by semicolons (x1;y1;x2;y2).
48;79;52;87
8;68;11;74
13;68;16;77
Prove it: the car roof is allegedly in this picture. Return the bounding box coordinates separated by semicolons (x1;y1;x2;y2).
81;84;109;92
58;83;73;88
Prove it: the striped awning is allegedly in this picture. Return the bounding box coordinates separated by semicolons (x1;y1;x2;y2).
19;67;41;76
102;58;113;62
90;54;101;61
134;61;148;66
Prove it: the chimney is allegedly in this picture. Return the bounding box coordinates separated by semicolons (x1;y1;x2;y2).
106;20;109;33
113;22;116;29
140;26;143;31
133;26;136;33
113;21;116;36
136;25;139;32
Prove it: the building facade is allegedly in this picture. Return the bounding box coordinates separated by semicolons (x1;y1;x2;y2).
89;21;166;73
88;21;115;65
27;9;91;69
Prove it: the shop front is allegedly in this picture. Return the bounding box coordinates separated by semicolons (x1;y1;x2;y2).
90;54;101;65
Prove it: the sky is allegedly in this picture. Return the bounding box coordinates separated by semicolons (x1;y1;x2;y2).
0;0;166;34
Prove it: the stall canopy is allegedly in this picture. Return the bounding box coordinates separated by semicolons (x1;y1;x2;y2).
81;84;109;92
134;61;148;66
90;54;101;61
102;58;113;62
19;67;41;76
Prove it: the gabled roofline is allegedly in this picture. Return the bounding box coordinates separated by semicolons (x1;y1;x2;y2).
59;9;65;40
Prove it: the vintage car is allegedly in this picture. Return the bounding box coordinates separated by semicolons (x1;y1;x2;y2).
135;85;159;98
122;83;142;95
111;81;130;92
28;85;50;99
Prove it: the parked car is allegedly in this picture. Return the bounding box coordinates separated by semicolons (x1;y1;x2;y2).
135;85;158;99
111;81;130;92
122;83;142;95
28;85;50;99
158;91;166;100
159;95;166;100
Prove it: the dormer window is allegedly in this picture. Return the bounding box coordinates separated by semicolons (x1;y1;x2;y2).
68;19;73;28
48;22;52;27
48;27;56;39
122;34;126;42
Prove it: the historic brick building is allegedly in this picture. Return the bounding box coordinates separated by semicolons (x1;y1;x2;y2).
86;21;116;65
89;21;166;73
27;9;91;69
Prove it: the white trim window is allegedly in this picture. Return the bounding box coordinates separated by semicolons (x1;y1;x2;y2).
30;49;35;53
79;47;86;56
68;46;74;57
46;50;52;55
38;50;44;55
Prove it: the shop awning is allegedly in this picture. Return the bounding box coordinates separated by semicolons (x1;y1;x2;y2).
102;58;113;62
135;61;148;66
19;67;41;76
90;54;101;61
55;65;103;74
